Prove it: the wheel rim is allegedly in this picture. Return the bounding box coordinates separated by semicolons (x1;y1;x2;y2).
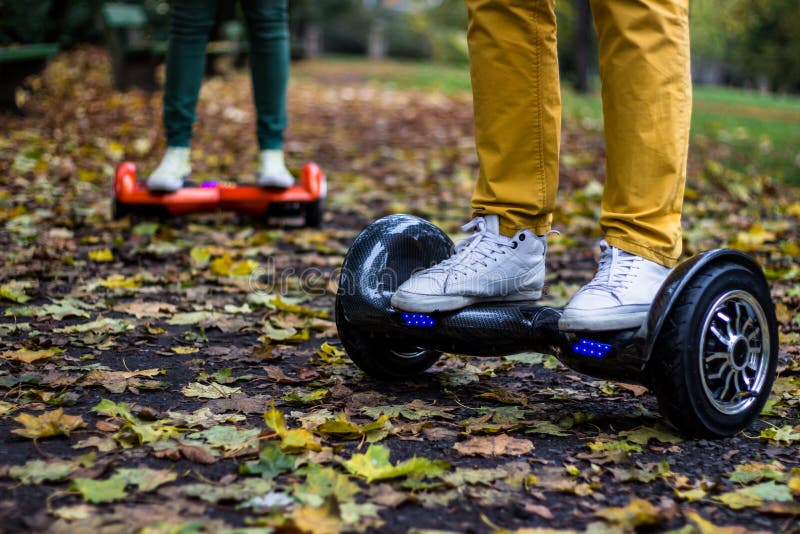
390;348;428;360
698;290;770;415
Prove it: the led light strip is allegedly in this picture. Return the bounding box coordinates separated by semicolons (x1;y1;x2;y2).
573;338;612;358
401;312;436;328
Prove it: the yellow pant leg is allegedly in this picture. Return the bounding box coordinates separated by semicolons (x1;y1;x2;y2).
591;0;691;266
467;0;560;237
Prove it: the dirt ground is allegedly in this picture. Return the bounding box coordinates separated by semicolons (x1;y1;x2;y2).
0;49;799;533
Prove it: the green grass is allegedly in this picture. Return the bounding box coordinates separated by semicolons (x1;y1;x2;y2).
294;57;800;185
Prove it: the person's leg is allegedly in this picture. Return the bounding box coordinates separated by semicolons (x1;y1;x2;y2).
241;0;293;188
560;0;691;331
469;0;560;238
594;0;690;265
149;0;217;191
392;0;558;313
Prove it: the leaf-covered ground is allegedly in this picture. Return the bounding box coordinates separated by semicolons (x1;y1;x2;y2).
1;48;799;533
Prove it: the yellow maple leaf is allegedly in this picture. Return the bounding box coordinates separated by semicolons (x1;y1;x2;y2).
230;259;259;276
686;511;759;534
210;254;234;276
1;347;62;363
595;499;663;529
89;249;114;262
99;274;142;289
171;346;199;354
729;224;776;252
263;401;321;453
0;401;15;416
316;342;348;364
292;503;342;534
12;408;86;439
786;202;800;218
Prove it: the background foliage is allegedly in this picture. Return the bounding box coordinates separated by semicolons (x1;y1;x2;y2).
1;0;799;92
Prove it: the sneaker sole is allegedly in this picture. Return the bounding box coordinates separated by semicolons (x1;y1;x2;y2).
391;288;543;313
258;176;294;189
146;174;188;193
558;310;648;332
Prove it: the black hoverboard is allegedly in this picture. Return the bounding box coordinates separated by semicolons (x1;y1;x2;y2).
335;215;779;438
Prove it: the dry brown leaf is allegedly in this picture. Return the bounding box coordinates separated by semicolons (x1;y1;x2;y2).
453;434;534;457
522;502;555;520
113;301;177;319
615;382;648;396
178;442;218;465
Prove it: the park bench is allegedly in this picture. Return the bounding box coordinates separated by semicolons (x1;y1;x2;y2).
0;43;58;112
100;2;248;92
100;2;167;91
0;43;59;111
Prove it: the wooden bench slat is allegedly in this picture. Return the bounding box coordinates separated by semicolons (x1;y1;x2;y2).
0;44;59;63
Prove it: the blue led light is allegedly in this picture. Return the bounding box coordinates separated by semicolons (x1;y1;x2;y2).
401;312;436;328
573;338;612;358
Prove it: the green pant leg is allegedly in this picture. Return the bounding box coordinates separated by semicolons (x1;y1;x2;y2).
240;0;289;150
163;0;218;148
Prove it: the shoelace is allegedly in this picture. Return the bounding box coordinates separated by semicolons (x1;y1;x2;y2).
583;242;641;293
426;217;516;278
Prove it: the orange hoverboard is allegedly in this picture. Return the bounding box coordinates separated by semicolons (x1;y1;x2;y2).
111;161;326;227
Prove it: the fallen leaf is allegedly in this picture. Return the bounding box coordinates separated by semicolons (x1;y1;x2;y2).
716;481;794;509
674;487;707;502
12;408;86;439
619;425;683;445
595;498;664;529
344;444;448;482
114;467;177;492
263;401;321;453
686;510;771;533
187;425;260;454
178;478;274;504
0;280;33;303
315;413;392;442
171;346;200;354
181;382;241;399
728;461;786;484
239;442;295;479
177;441;218;464
114;300;175;317
70;477;128;503
88;248;114;262
1;347;62;363
100;274;143;289
9;459;74;484
760;425;800;445
291;501;343;534
453;434;534;457
293;465;360;507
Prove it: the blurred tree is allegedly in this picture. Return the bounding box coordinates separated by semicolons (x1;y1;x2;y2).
728;0;800;91
3;0;797;93
689;0;733;84
0;0;57;45
573;0;591;93
407;0;467;63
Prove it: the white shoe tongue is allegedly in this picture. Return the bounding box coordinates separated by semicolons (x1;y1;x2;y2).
484;214;500;235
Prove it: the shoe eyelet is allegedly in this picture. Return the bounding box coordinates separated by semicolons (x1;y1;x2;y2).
511;242;518;249
519;234;526;241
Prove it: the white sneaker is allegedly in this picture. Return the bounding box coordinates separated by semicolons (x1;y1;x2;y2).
147;147;191;192
390;215;548;313
559;240;671;332
257;149;294;188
